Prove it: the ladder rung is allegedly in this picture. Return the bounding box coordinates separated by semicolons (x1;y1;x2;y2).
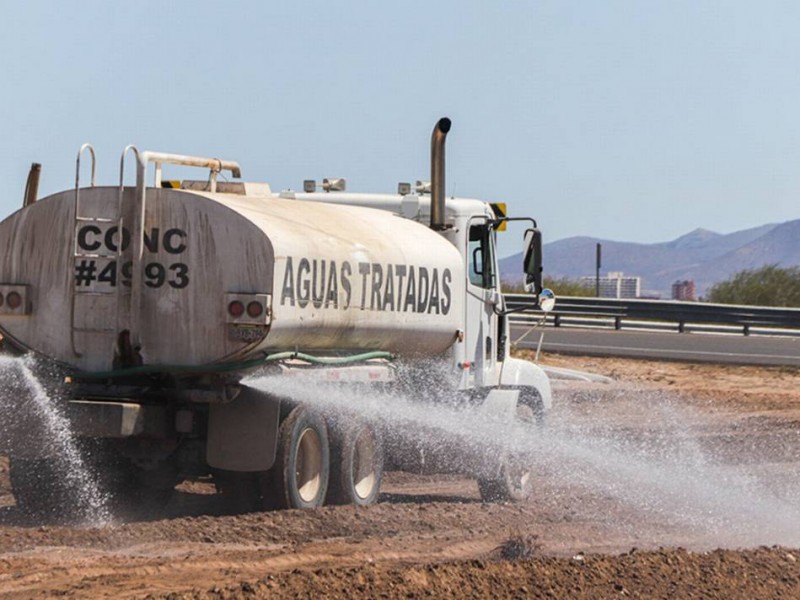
73;290;116;296
75;216;117;223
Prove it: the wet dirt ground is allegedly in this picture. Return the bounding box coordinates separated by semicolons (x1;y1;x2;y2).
1;352;800;598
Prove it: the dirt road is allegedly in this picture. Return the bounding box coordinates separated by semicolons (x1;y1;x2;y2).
1;353;799;598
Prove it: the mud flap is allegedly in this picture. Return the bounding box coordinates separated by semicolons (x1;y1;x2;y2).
206;386;280;471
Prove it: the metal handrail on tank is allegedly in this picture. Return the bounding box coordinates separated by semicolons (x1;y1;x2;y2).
117;145;141;354
118;148;243;353
147;152;242;192
69;143;98;357
74;143;97;220
118;144;141;208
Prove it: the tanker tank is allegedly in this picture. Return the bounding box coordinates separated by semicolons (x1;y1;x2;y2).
0;185;465;373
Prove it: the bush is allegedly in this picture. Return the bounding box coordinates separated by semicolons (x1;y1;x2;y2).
706;265;800;307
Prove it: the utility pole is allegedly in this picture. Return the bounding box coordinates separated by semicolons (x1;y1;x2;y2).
595;243;602;297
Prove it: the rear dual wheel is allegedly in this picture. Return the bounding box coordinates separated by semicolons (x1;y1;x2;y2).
10;449;176;521
326;420;383;506
247;406;385;510
261;405;330;510
217;405;384;511
9;457;72;518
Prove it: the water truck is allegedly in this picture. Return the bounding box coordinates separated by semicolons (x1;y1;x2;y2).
0;119;554;514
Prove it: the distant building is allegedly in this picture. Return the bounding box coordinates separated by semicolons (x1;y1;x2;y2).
671;280;696;301
580;271;641;299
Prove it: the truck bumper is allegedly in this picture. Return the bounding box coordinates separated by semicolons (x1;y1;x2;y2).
67;400;168;438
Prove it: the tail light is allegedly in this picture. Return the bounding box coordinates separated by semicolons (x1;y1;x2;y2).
228;300;245;318
0;285;30;316
225;293;271;325
246;301;263;318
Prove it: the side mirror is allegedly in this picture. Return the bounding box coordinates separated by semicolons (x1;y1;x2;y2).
522;228;543;295
538;288;556;312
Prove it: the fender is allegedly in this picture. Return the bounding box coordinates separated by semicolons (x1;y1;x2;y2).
499;357;552;410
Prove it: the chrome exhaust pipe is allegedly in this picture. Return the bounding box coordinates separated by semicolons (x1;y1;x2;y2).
430;117;451;231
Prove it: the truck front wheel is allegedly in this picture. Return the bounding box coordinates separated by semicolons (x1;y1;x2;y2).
477;400;538;503
260;405;330;510
326;420;383;506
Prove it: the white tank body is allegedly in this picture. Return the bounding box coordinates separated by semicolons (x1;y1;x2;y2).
0;186;465;372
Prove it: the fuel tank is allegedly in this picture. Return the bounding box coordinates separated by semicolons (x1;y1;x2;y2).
0;186;465;372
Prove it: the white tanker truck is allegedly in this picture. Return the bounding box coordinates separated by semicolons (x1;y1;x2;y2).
0;118;554;514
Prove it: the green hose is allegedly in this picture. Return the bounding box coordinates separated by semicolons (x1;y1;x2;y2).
71;350;394;380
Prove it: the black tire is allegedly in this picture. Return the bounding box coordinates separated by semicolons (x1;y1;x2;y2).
9;457;71;518
326;420;384;506
119;462;178;517
212;469;261;514
260;405;330;510
87;442;177;519
10;456;111;521
478;398;539;503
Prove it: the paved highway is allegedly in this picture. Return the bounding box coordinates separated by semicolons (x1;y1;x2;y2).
512;325;800;367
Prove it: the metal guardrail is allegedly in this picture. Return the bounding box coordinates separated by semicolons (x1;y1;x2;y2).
505;295;800;336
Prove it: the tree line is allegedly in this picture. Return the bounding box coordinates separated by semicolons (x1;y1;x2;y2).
503;265;800;307
706;265;800;307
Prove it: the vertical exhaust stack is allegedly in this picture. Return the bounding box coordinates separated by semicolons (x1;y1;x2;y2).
430;117;452;231
23;163;41;207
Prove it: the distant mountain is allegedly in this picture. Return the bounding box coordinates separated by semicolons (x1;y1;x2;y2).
499;221;794;297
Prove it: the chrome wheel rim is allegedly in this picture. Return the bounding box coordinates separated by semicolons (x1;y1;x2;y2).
296;427;323;503
352;428;377;500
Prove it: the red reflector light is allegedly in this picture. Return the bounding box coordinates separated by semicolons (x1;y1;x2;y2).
228;300;245;318
6;292;21;310
246;301;263;318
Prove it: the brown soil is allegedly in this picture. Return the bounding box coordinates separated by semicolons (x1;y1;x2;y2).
1;353;799;598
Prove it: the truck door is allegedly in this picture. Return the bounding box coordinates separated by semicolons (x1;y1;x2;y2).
465;219;500;387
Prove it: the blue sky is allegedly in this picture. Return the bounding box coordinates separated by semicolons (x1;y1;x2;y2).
2;1;800;257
